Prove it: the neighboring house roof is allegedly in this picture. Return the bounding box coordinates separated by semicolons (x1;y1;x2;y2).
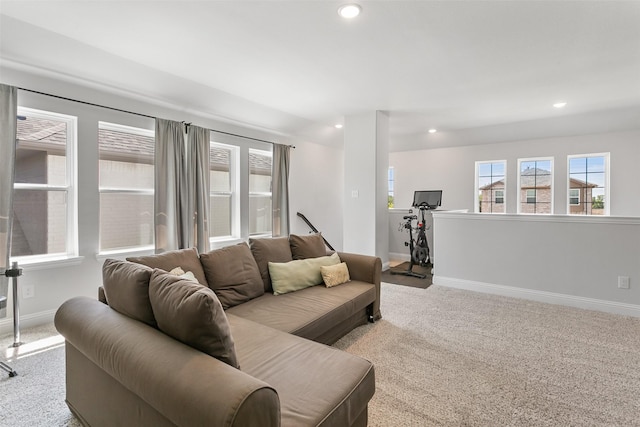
16;117;271;174
480;171;598;190
519;167;552;189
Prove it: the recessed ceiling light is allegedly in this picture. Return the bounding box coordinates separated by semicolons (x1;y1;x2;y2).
553;102;567;108
428;129;437;134
338;4;362;19
335;124;343;129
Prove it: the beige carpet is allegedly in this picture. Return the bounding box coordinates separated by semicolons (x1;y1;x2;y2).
334;284;640;426
2;285;640;426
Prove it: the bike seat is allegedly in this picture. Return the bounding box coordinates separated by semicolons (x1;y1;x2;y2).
403;215;417;220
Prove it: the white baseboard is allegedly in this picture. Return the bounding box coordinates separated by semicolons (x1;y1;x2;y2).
433;276;640;318
389;252;411;262
0;309;57;335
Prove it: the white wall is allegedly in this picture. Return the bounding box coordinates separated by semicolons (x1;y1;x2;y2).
0;66;344;333
288;141;344;251
389;130;640;215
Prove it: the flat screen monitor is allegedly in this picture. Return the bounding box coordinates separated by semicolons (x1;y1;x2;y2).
412;190;442;209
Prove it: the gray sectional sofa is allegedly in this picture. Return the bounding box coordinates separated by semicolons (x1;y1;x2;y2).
55;233;382;426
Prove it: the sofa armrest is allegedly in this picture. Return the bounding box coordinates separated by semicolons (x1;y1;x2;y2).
55;297;280;427
337;252;382;320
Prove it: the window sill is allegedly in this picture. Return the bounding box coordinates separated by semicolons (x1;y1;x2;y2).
10;255;85;272
209;237;245;250
95;246;155;261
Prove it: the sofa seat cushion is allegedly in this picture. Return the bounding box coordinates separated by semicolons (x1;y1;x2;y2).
227;314;375;427
226;281;375;341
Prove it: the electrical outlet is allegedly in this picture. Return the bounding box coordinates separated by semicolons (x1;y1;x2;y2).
618;276;630;289
22;284;35;299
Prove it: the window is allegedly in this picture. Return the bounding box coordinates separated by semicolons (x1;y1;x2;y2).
569;188;580;205
568;153;609;215
526;189;536;204
475;161;506;213
98;122;154;252
518;158;553;214
210;142;238;240
249;149;272;236
388;167;395;208
13;107;77;260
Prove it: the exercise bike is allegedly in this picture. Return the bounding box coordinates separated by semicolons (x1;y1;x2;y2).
390;204;431;279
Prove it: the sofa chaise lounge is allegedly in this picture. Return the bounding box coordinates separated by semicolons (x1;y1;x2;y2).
55;234;382;426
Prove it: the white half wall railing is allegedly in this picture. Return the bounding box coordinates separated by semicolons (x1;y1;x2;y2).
431;211;640;317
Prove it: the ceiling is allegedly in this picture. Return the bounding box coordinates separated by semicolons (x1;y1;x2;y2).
1;1;639;151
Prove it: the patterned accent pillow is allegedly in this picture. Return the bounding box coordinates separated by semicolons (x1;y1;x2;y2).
321;262;351;288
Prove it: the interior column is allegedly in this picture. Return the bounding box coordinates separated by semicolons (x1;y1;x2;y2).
343;111;389;265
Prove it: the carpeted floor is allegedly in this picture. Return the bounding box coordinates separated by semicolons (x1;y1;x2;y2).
382;261;433;288
2;284;640;426
334;284;640;426
0;323;80;426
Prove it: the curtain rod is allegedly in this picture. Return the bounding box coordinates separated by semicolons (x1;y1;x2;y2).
16;86;294;148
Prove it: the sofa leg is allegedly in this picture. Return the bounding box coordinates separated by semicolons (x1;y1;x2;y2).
367;307;375;323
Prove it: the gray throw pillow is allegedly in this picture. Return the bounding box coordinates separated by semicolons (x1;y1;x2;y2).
148;269;239;369
289;233;327;260
249;237;293;292
200;243;264;309
102;259;156;327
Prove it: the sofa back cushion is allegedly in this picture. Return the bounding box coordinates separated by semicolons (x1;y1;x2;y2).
148;269;239;369
200;243;264;309
127;247;208;286
102;259;156;327
269;252;341;295
289;233;327;260
249;237;293;293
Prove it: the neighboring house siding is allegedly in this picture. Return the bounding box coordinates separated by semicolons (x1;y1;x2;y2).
519;187;552;214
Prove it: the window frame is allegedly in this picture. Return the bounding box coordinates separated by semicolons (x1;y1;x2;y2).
569;188;580;205
474;160;507;214
517;157;554;214
12;107;78;264
98;121;155;254
388;166;395;208
248;148;273;238
567;153;610;216
209;141;240;243
526;189;536;204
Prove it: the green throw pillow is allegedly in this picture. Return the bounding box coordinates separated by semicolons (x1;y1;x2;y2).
269;252;341;295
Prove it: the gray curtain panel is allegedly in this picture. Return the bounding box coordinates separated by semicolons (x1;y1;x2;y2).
154;119;187;253
187;125;210;254
0;84;18;318
271;143;290;237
